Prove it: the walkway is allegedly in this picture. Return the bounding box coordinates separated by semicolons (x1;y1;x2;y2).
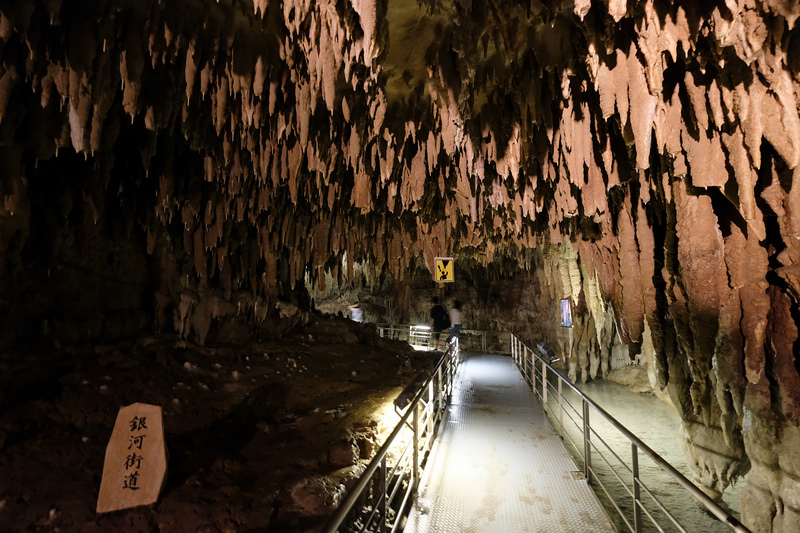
404;352;614;533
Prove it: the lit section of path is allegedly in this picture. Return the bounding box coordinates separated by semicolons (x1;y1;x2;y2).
404;352;615;533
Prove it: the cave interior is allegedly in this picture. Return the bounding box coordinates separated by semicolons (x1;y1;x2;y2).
2;0;800;531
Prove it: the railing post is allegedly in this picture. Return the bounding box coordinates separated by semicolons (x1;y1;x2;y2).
583;399;591;483
428;380;434;436
522;346;527;380
379;455;387;533
558;378;564;436
512;335;516;364
529;348;534;388
542;360;548;413
444;354;450;396
515;335;518;363
482;332;486;352
449;353;454;395
437;363;443;424
527;348;532;385
511;333;517;363
413;403;420;491
632;443;642;533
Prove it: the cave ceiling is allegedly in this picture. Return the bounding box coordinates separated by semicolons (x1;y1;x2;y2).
0;0;799;297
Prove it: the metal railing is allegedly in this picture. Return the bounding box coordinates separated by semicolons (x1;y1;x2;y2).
322;334;460;533
510;334;750;533
376;324;439;351
376;324;510;354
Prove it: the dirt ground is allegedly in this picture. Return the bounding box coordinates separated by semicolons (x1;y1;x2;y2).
0;315;434;532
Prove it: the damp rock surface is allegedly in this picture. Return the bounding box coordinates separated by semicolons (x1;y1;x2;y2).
0;317;431;532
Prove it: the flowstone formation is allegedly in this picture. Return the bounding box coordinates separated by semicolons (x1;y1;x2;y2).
1;0;800;530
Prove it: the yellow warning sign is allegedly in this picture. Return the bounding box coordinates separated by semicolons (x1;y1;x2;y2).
434;257;454;282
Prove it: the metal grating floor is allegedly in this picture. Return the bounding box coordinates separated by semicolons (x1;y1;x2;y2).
404;353;615;533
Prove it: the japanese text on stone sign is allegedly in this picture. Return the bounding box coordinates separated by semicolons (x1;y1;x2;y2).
123;415;148;491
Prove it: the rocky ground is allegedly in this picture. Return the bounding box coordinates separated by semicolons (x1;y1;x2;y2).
0;315;433;532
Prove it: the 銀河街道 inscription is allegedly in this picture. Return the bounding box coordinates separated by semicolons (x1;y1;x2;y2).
97;403;167;513
123;415;147;491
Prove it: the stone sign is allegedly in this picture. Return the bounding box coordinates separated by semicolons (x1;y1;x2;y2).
96;403;167;513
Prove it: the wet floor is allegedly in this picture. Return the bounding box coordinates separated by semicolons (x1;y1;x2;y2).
404;352;614;533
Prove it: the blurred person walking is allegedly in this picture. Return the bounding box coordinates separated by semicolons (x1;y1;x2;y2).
429;297;449;349
447;300;462;343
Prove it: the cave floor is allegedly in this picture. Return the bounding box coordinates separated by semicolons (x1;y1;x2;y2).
0;316;433;532
406;353;614;533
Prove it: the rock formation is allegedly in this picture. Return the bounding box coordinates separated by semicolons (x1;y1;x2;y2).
1;1;800;530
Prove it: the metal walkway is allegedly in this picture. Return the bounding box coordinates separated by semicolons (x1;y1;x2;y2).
404;352;615;533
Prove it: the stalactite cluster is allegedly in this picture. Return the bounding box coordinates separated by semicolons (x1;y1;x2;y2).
1;1;800;530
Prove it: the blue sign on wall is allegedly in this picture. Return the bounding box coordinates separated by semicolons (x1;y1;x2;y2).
560;299;573;328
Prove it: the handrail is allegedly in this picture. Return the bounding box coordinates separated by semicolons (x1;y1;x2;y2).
321;333;460;533
510;333;750;533
376;324;510;353
323;326;748;532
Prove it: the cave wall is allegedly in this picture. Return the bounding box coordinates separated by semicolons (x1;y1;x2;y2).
2;1;800;530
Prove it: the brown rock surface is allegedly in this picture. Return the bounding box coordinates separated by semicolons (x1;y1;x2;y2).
0;316;430;532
